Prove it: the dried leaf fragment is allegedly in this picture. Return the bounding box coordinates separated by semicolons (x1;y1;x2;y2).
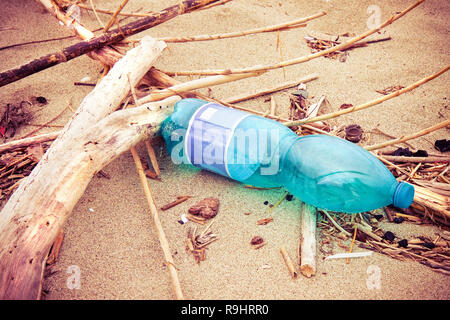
188;197;219;219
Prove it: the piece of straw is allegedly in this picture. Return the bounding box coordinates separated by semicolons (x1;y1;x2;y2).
346;226;358;264
103;0;130;32
156;12;325;43
280;247;298;279
365;119;450;151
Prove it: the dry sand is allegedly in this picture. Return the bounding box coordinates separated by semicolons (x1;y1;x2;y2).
0;0;449;300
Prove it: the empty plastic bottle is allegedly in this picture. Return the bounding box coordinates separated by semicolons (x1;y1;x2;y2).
160;98;414;213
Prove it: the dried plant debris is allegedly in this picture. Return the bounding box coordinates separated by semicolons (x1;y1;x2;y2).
186;222;218;264
188;197;219;219
250;236;267;249
257;217;274;225
304;33;391;62
289;89;309;120
304;36;344;60
0;143;50;207
317;210;450;274
0;102;34;140
376;85;405;95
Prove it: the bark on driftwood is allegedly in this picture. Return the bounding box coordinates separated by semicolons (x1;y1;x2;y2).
0;0;218;87
0;36;167;300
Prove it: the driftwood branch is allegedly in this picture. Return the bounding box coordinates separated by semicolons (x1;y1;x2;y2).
0;37;167;300
0;0;219;87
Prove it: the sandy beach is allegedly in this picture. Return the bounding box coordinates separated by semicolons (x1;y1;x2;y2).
0;0;449;300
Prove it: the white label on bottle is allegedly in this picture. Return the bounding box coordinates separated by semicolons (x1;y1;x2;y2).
185;103;250;178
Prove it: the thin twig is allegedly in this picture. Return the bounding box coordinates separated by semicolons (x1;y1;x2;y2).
19;102;71;139
154;11;325;43
224;73;318;104
379;155;450;163
78;3;153;17
346;226;358;264
130;147;184;300
145;140;160;177
322;210;351;236
89;0;106;29
125;72;184;299
365;119;450;151
0;35;75;52
104;0;130;32
198;0;232;11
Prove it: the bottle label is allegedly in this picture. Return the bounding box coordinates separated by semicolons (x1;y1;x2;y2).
185;103;250;178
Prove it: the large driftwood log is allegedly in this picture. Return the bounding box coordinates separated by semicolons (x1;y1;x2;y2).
0;36;167;300
0;0;218;87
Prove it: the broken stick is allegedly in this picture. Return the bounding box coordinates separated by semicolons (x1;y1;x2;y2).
0;37;167;300
130;147;184;300
280;247;298;279
299;202;317;277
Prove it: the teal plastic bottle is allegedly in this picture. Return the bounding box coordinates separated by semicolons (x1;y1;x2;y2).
160;98;414;213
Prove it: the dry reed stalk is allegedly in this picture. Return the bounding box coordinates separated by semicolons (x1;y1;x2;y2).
78;3;153;17
346;226;358;264
156;12;325;43
406;163;422;182
198;0;232;11
286;65;450;127
321;210;351;237
299;203;317;277
163;0;424;76
224;73;318;104
0;132;59;154
144;140;160;177
130;147;184;299
89;0;106;28
375;154;411;176
125;73;184;300
365;119;450;151
379;155;450;163
137;72;265;104
103;0;130;32
280;247;298;279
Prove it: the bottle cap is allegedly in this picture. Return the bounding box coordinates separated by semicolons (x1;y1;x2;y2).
393;182;415;209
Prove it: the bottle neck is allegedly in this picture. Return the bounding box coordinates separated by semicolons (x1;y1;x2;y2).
278;134;301;166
